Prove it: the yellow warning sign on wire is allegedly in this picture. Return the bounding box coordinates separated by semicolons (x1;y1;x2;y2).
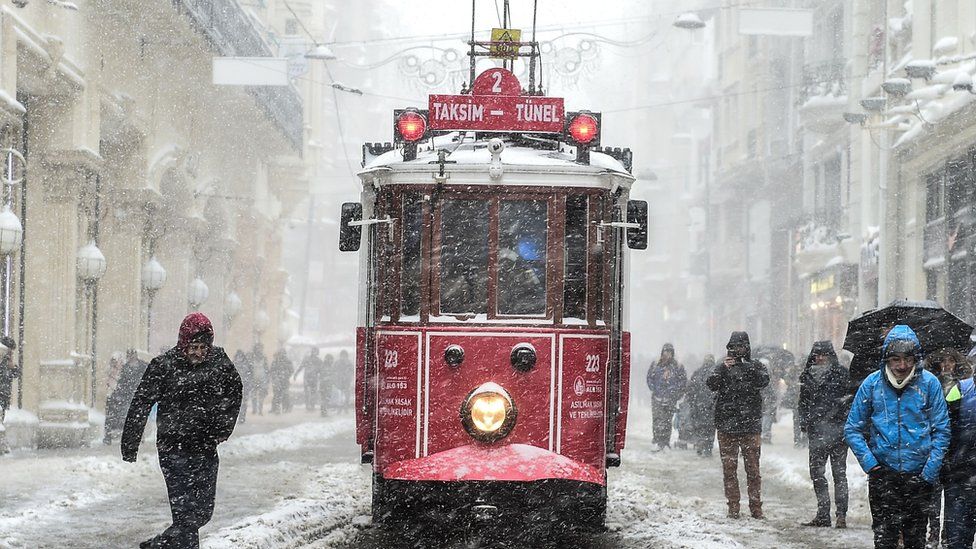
490;28;522;60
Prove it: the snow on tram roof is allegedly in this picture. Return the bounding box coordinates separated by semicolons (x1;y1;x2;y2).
360;135;631;176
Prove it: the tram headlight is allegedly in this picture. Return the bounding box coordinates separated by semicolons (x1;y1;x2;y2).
460;382;518;442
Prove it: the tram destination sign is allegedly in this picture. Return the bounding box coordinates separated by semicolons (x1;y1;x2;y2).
428;94;565;133
428;68;564;133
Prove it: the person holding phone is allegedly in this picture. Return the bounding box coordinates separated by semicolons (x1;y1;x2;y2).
707;331;770;519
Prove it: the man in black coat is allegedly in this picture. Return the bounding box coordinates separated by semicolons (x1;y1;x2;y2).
797;340;851;529
707;331;770;519
122;313;243;549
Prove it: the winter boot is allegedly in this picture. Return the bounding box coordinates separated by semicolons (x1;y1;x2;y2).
835;515;847;529
727;506;740;519
802;515;831;527
749;502;765;520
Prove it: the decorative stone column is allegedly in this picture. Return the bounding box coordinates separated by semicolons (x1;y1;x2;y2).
27;149;103;448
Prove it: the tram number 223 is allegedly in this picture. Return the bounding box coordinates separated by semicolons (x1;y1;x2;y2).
383;349;399;369
585;354;601;373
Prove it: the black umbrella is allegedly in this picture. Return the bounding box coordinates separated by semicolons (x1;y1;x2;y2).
843;299;973;388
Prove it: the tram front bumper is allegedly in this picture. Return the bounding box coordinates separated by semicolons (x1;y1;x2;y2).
376;443;606;526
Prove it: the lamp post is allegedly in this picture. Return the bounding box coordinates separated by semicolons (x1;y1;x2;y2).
188;277;209;310
76;238;106;405
0;146;24;408
224;290;242;325
142;256;166;350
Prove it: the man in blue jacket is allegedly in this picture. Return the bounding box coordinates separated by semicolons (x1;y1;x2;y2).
845;325;950;549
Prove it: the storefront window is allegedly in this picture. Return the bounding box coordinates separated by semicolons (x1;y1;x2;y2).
439;199;489;315
400;193;423;317
498;200;548;315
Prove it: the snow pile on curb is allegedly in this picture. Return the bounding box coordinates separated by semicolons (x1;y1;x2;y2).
203;463;370;549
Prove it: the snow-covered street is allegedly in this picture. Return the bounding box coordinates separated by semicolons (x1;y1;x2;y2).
1;409;876;548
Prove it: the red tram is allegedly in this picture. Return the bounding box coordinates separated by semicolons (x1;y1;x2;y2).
339;64;646;528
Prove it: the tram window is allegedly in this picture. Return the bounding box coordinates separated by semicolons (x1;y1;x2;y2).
400;194;423;317
592;195;604;320
498;200;548;315
564;195;588;320
439;199;489;315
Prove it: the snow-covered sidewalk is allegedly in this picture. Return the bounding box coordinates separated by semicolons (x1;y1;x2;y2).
0;412;361;549
607;411;874;548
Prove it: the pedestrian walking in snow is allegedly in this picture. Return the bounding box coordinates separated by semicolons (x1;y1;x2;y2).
121;313;243;549
921;348;968;547
707;331;769;519
334;349;354;410
104;349;148;445
797;340;851;529
293;347;323;411
646;343;687;451
233;350;252;424
0;337;20;454
319;353;336;416
687;354;717;457
249;342;269;415
942;363;976;549
845;325;950;549
270;348;294;414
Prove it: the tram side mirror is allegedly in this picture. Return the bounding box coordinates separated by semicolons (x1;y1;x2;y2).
627;200;648;250
339;202;363;252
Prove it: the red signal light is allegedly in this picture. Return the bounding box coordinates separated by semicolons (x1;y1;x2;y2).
397;111;428;142
568;113;598;144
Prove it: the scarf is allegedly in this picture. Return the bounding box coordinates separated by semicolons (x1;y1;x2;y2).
885;366;915;390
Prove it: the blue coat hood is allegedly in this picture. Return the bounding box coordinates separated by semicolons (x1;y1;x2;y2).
879;324;923;368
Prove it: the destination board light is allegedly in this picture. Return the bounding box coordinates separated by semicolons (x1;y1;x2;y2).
397;111;428;142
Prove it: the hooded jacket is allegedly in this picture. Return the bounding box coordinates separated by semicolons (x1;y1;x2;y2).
844;325;950;483
797;341;850;448
646;343;687;405
707;332;770;434
943;377;976;485
121;314;243;460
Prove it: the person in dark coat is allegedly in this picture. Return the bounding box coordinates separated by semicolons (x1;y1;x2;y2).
942;370;976;548
319;353;335;416
233;350;252;424
646;343;687;450
334;349;354;410
293;347;323;411
687;354;717;457
121;313;243;549
797;341;851;529
0;336;20;454
707;331;770;519
249;342;269;415
270;348;294;414
104;349;149;444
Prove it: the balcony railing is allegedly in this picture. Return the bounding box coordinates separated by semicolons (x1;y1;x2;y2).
173;0;303;151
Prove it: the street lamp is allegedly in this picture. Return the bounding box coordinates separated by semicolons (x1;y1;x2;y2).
0;204;22;255
674;13;706;30
254;310;270;334
76;240;106;281
305;44;336;60
141;256;166;351
224;290;242;328
188;277;209;310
